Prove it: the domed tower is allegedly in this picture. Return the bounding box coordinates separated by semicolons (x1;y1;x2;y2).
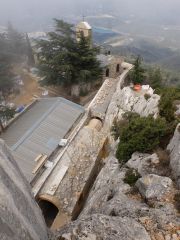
76;21;92;45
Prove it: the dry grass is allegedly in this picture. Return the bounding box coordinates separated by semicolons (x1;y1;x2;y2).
174;192;180;213
156;148;170;167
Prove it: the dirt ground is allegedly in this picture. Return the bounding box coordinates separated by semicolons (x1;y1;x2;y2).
8;65;101;108
8;67;43;106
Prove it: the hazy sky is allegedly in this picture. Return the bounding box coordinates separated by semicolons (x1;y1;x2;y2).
0;0;180;30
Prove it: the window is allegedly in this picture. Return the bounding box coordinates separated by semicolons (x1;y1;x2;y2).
106;68;110;77
116;64;120;73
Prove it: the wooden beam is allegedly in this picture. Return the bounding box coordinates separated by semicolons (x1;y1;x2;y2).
32;155;48;174
34;154;43;162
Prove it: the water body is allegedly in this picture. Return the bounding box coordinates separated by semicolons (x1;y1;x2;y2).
93;26;116;34
92;26;118;43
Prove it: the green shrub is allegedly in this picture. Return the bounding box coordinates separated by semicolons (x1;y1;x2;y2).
111;118;128;141
147;67;163;90
111;112;140;141
144;93;151;100
79;88;88;96
116;115;168;163
124;169;141;186
155;148;170;167
159;87;180;123
130;56;145;84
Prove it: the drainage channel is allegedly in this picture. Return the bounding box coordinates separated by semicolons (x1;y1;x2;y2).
37;138;110;228
72;138;109;220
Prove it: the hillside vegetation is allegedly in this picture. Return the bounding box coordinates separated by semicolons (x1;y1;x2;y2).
112;57;180;164
102;38;180;86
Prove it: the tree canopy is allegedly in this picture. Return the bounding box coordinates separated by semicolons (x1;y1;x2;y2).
113;114;168;163
159;87;180;123
0;33;14;96
130;56;145;84
147;67;163;89
0;23;32;124
6;22;28;60
37;19;102;87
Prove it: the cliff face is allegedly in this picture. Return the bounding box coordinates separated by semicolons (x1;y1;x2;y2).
0;140;48;240
167;124;180;188
55;155;180;240
53;83;180;240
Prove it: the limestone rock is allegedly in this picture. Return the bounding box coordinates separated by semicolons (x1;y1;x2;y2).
105;85;160;129
126;152;160;176
77;156;179;239
136;174;173;201
0;139;48;240
167;124;180;188
148;202;180;230
104;85;160;148
55;214;151;240
81;156;132;216
80;156;150;220
117;87;160;118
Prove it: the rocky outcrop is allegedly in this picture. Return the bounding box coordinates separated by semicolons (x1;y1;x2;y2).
126;152;160;176
53;85;178;239
167;124;180;188
105;86;160;127
0;139;48;240
104;86;160;147
117;87;160;118
55;214;151;240
71;156;180;240
80;156;144;218
136;174;174;201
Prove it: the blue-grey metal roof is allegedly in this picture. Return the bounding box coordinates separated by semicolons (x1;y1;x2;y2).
1;98;85;182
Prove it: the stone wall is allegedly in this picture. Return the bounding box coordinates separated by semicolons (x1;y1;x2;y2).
0;139;48;240
104;56;123;79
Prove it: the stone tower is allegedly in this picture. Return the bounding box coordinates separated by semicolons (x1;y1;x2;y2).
76;21;92;45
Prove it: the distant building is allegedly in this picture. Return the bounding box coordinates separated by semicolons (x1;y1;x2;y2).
97;53;123;79
75;21;123;79
76;21;92;44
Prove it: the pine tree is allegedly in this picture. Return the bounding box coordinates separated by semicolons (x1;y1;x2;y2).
0;62;14;95
25;33;35;67
0;33;15;127
131;56;145;84
151;68;163;89
0;34;14;97
37;19;102;87
74;33;102;83
7;22;26;59
0;103;15;131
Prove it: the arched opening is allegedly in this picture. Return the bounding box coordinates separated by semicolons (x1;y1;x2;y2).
37;196;59;228
116;64;120;73
87;117;103;131
106;68;110;77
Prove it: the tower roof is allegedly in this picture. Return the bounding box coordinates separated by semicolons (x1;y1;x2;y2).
77;21;92;30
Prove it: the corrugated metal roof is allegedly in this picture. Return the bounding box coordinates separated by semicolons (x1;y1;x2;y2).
1;98;85;182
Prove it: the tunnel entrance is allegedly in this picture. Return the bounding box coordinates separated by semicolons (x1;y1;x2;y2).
38;199;59;228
